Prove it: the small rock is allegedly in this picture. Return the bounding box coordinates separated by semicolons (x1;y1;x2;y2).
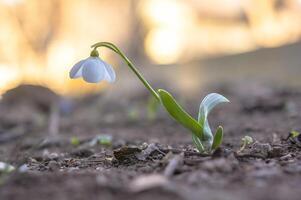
136;143;161;161
113;146;141;163
248;141;272;158
268;146;286;158
212;147;232;157
43;150;59;160
18;164;29;173
48;160;60;171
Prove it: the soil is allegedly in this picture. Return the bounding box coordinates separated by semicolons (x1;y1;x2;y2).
0;84;301;200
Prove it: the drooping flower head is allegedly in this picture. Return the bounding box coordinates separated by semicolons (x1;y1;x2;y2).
69;42;229;154
69;50;116;83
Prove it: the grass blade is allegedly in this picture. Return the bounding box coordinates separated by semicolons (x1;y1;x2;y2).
211;126;223;150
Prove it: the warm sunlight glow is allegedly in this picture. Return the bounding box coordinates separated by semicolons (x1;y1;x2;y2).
0;0;130;96
139;0;189;28
0;0;23;6
145;28;183;64
140;0;194;64
47;42;76;88
0;65;20;94
141;0;301;63
0;0;301;94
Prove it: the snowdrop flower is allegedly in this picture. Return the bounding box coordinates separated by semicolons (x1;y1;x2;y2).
69;50;116;83
69;42;229;154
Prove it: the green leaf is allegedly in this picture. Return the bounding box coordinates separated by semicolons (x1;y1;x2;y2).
290;130;300;138
198;93;229;141
70;137;80;146
211;126;223;150
192;134;205;152
98;135;113;146
158;89;202;138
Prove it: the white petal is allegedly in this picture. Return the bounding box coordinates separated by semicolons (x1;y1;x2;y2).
69;59;86;79
102;60;116;83
82;58;106;83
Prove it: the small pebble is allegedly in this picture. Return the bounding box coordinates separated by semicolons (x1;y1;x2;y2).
48;160;60;171
18;164;29;173
269;146;286;158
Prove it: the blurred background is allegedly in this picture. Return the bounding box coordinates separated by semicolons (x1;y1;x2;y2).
0;0;301;97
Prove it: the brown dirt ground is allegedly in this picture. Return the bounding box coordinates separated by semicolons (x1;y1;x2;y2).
0;84;300;200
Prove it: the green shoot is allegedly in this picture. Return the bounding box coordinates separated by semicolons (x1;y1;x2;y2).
98;135;112;146
288;130;301;146
197;93;229;151
290;130;300;138
87;135;113;146
211;126;224;151
70;137;80;146
238;136;253;153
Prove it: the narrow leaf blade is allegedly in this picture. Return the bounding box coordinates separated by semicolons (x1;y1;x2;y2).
192;135;205;153
198;93;229;124
198;93;229;141
158;89;202;137
211;126;223;150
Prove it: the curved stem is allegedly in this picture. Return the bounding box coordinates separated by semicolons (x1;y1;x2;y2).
238;142;246;153
91;42;160;101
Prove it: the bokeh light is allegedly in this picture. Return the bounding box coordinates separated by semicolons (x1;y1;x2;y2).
0;0;301;95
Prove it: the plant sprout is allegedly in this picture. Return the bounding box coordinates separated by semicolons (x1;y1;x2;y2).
290;130;300;138
238;136;254;153
288;130;301;146
69;42;229;153
70;136;80;146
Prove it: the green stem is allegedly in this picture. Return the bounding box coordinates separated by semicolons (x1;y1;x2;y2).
238;141;246;153
91;42;160;101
